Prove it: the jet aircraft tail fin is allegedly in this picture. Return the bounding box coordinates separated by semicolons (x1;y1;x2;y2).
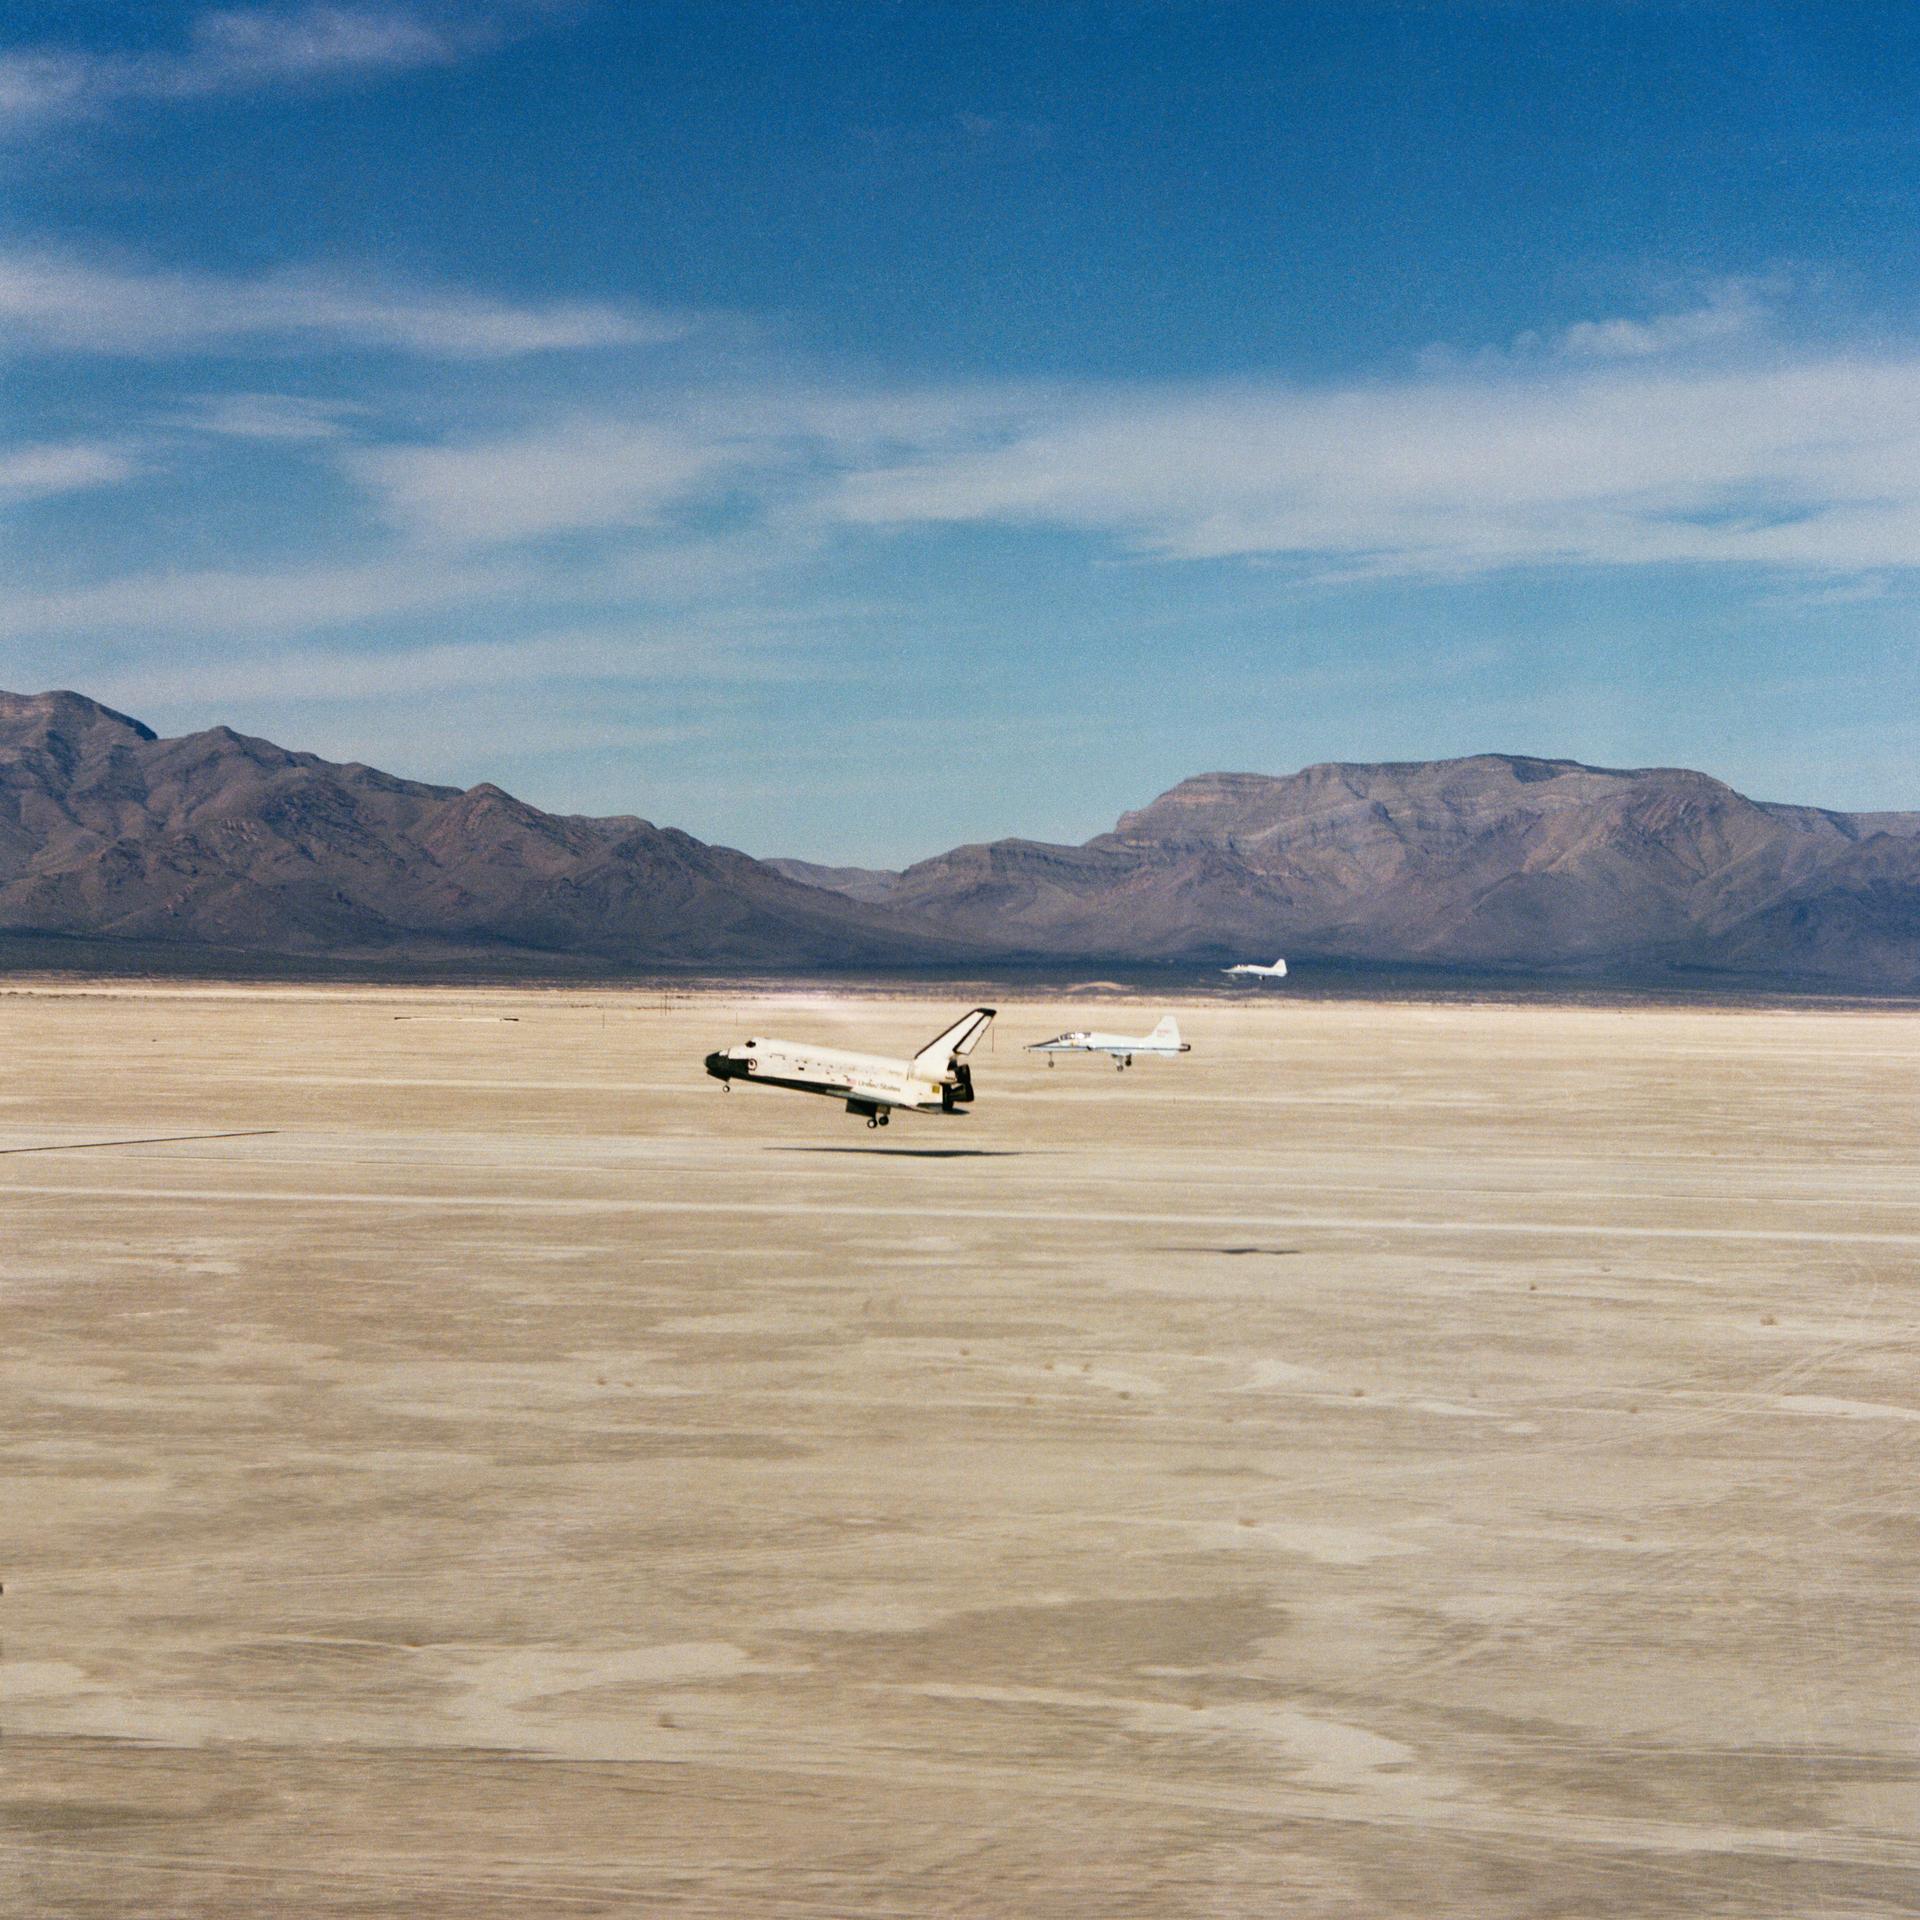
1148;1015;1181;1047
1272;958;1288;976
912;1006;995;1074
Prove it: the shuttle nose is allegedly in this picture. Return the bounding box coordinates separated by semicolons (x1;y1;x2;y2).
704;1050;734;1081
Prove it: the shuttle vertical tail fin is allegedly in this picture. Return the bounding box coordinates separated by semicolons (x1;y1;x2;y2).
911;1007;996;1075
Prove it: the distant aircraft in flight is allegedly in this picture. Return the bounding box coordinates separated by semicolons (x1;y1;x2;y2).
1025;1016;1191;1071
1222;956;1288;979
704;1007;995;1127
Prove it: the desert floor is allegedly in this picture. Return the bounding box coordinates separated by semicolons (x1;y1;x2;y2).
3;984;1918;1917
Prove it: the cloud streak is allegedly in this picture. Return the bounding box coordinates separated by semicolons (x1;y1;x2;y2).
257;290;1920;586
0;249;673;359
20;295;1920;677
0;439;135;501
339;381;1065;550
168;392;369;441
352;418;739;544
0;4;525;135
826;347;1920;577
1518;280;1776;363
89;626;815;709
0;552;531;641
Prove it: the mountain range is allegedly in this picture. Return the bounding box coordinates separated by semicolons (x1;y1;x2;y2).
778;759;1920;987
4;688;1917;990
0;690;957;971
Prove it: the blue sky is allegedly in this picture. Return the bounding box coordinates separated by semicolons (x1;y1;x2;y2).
3;1;1918;862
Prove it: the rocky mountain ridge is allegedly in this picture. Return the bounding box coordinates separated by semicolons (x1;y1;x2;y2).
4;691;1915;988
0;690;963;968
786;755;1920;989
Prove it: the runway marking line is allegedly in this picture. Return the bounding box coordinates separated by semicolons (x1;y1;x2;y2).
4;1181;1918;1246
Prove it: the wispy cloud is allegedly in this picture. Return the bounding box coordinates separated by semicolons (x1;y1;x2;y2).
89;626;816;708
0;3;529;136
272;293;1920;586
22;295;1920;679
344;382;1051;547
0;552;530;640
1418;279;1782;376
826;346;1920;577
1536;279;1776;362
167;391;369;440
351;418;739;545
0;439;135;501
0;248;673;358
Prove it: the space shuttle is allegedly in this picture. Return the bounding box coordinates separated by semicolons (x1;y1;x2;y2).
704;1008;995;1127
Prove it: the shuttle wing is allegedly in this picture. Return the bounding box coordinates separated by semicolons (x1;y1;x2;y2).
845;1080;959;1117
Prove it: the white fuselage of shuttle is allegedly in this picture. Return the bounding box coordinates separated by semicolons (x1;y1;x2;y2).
704;1007;995;1126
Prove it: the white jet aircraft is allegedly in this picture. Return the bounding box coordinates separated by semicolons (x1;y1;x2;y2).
1222;956;1288;979
1025;1015;1191;1070
704;1007;995;1127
